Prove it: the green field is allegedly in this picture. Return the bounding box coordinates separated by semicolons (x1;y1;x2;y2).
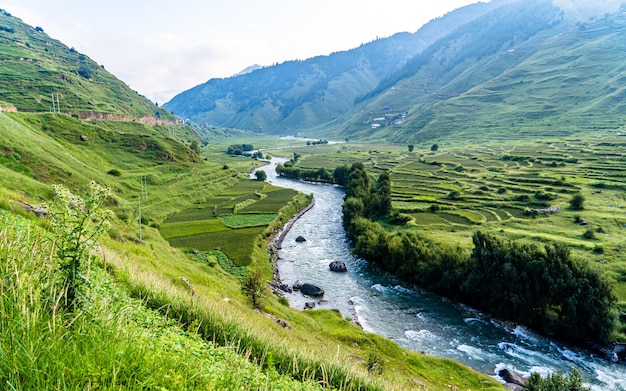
160;180;298;266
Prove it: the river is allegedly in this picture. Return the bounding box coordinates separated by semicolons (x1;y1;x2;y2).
255;158;626;390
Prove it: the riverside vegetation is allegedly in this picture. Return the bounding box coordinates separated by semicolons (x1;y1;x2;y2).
274;140;626;347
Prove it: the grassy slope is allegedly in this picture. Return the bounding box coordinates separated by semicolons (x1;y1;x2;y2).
0;110;504;390
0;9;172;120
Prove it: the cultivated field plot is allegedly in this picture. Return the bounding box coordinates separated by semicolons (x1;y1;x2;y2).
288;138;626;303
160;180;298;266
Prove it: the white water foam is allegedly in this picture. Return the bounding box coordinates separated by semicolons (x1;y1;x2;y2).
349;296;374;332
405;329;440;342
512;325;540;345
593;367;626;391
464;317;488;326
457;344;487;361
392;284;413;295
370;283;387;293
498;342;561;366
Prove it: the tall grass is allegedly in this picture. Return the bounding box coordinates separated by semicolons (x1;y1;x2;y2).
0;211;337;390
119;254;386;391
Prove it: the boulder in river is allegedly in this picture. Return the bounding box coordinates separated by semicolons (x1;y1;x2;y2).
329;261;347;273
295;235;307;243
304;302;316;309
300;283;324;297
292;280;303;291
498;368;526;387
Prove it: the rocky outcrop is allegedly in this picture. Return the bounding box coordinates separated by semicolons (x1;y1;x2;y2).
300;283;324;297
304;302;316;309
295;235;307;243
329;261;347;272
17;201;48;216
73;111;176;125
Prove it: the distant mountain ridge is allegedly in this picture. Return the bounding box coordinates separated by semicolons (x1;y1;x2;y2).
165;0;626;143
163;0;502;132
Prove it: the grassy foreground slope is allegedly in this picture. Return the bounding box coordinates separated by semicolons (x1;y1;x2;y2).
0;110;505;390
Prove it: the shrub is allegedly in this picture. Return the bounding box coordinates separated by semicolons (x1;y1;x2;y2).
241;268;268;309
45;182;112;311
447;191;461;200
525;368;589;391
77;65;92;79
255;170;267;181
570;193;585;210
366;351;384;374
582;228;596;240
107;168;122;176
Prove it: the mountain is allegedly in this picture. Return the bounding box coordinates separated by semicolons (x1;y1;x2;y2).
163;0;502;132
341;0;626;143
0;9;173;123
165;0;626;143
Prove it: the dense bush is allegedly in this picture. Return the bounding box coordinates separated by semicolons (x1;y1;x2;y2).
341;164;617;344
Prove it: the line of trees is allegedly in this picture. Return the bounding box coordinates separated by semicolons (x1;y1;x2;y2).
340;163;617;344
227;144;254;155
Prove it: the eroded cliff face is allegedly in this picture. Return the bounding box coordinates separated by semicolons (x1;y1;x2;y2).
74;111;177;125
0;105;18;112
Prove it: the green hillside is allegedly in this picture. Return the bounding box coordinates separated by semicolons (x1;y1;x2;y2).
345;2;626;144
0;7;504;391
0;9;173;122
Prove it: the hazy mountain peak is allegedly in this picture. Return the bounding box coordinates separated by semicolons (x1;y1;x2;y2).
233;64;263;77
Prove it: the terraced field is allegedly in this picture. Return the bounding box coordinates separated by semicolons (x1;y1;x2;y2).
160;180;298;266
278;137;626;304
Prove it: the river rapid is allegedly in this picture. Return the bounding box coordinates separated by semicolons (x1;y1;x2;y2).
255;158;626;390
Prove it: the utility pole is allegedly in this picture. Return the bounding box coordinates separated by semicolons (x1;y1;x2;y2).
138;198;142;241
141;176;148;199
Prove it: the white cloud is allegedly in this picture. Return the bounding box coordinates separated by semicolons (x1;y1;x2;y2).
0;0;487;102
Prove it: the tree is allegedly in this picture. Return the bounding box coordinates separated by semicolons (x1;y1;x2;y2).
77;65;92;79
569;193;585;210
255;170;267;181
333;165;350;186
525;368;589;391
342;197;365;230
241;268;268;309
345;163;370;199
408;144;414;152
431;143;439;152
190;140;200;154
368;172;392;217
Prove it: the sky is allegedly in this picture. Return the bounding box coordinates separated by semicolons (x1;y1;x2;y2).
0;0;485;104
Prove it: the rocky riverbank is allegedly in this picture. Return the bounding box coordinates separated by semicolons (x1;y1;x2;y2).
268;197;315;286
